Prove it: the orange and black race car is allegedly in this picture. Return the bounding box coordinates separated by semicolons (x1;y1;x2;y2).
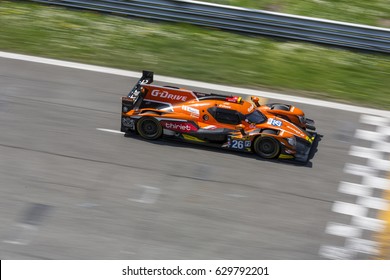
121;71;317;162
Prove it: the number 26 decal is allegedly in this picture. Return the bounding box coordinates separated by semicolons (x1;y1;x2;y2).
230;139;251;150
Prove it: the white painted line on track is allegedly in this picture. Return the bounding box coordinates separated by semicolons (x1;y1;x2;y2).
372;142;390;153
368;158;390;171
96;128;124;134
351;216;385;232
359;115;389;126
319;246;352;260
320;114;390;259
349;146;381;160
354;129;387;142
1;51;389;117
378;126;390;135
332;201;368;217
344;163;376;177
362;176;390;190
345;238;379;255
325;222;361;238
357;196;389;211
338;182;371;197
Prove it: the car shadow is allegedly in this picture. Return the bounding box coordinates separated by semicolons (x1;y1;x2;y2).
124;132;322;168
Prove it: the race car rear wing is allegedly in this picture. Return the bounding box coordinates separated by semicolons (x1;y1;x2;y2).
126;70;239;104
128;70;154;97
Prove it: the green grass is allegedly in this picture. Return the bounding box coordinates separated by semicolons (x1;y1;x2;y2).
202;0;390;27
1;1;389;109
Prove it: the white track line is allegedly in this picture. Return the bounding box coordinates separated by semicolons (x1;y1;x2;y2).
325;222;362;238
362;176;390;190
349;146;381;160
96;128;124;134
338;182;371;197
357;196;389;211
344;163;376;177
368;158;390;171
345;238;379;255
359;115;389;126
354;129;388;142
320;115;390;259
1;51;389;117
319;246;352;260
351;216;385;232
332;201;368;217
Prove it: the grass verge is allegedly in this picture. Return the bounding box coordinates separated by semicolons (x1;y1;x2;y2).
1;1;389;109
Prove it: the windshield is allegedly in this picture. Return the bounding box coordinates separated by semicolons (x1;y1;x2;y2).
245;110;267;124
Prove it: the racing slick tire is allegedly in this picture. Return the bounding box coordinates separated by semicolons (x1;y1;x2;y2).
136;117;163;140
253;131;280;159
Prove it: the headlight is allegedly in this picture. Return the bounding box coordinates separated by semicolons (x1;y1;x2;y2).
298;115;306;124
286;136;296;146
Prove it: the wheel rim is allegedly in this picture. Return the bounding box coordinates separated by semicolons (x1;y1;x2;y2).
142;120;158;137
137;117;162;140
255;137;280;159
260;139;276;156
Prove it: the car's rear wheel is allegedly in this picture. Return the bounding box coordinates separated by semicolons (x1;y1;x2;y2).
253;132;280;159
136;117;163;140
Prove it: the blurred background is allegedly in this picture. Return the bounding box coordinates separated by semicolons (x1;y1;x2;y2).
0;0;389;259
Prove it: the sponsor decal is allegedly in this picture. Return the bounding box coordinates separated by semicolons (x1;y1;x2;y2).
267;118;283;127
286;125;304;136
218;103;232;109
182;105;199;116
161;121;198;132
151;89;187;102
227;138;252;150
248;104;255;112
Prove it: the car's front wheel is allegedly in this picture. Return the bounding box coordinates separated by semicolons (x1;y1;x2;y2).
136;117;163;140
253;135;280;159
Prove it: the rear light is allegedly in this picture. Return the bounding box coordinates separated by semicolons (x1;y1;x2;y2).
122;97;135;113
226;96;242;103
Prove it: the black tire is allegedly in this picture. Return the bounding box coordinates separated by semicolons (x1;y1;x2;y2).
253;132;281;159
136;117;163;140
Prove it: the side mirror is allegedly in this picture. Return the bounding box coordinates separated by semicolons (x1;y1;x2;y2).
251;96;261;107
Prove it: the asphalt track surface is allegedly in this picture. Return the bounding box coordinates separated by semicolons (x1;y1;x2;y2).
0;56;388;259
